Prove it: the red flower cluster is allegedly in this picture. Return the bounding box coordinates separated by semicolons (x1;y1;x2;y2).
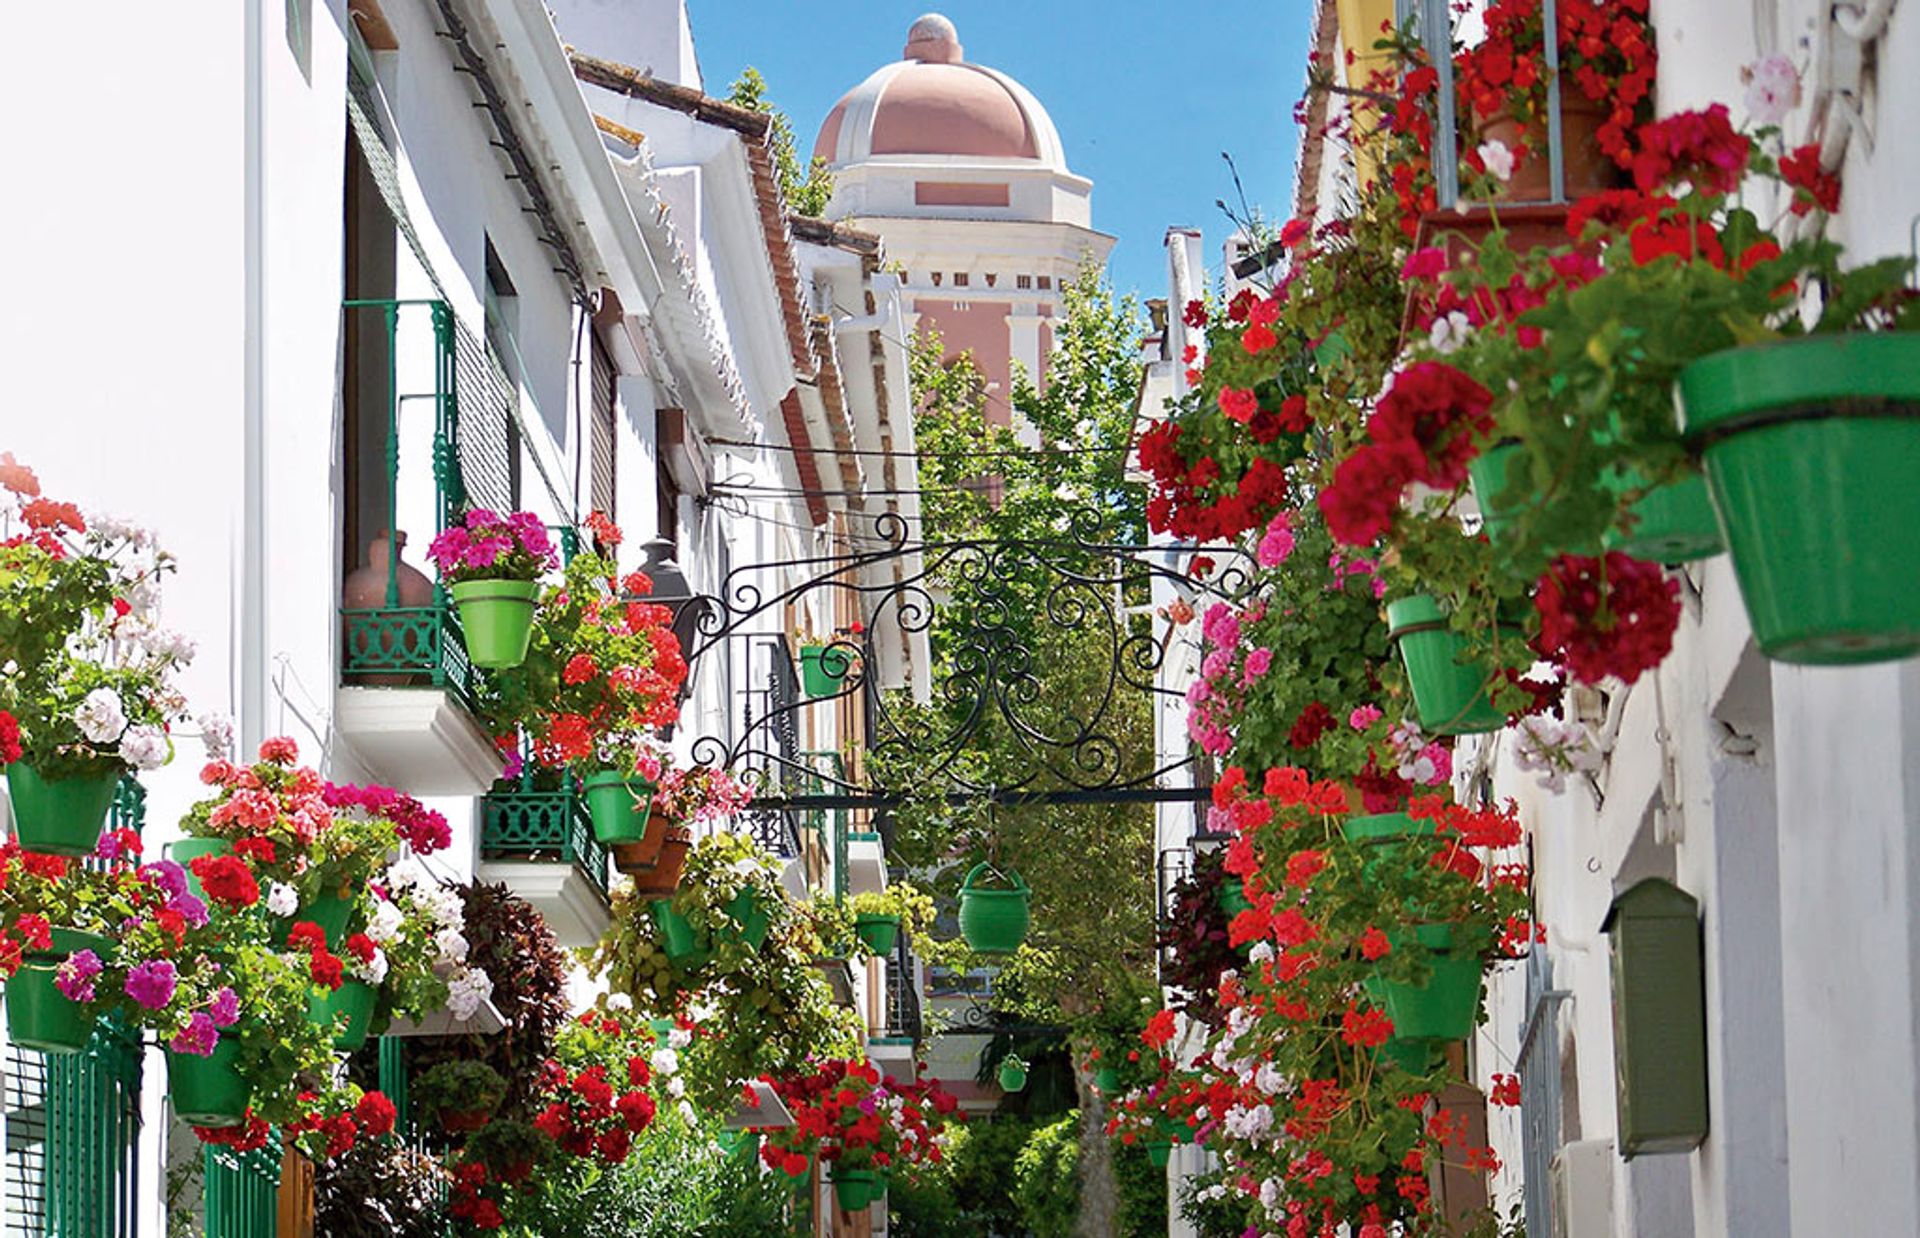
1319;363;1494;546
529;1055;654;1164
1139;420;1294;542
286;920;345;990
1779;143;1842;216
1459;0;1654;168
1631;105;1751;194
1534;552;1680;685
0;709;20;767
190;854;260;912
759;1058;960;1182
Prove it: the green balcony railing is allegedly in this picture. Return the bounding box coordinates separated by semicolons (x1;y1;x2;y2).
203;1133;281;1238
480;783;611;903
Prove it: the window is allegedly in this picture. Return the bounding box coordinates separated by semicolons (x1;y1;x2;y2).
483;240;524;508
1037;275;1052;290
589;331;616;520
952;272;969;287
930;272;943;287
1016;274;1033;290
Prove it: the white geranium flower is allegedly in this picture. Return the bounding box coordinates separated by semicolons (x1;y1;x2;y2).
605;992;633;1012
74;688;128;744
384;858;428;893
434;927;469;967
1478;138;1516;183
1254;1062;1286;1096
1246;940;1275;965
650;1046;680;1076
118;724;170;771
667;1025;693;1050
366;898;405;944
1428;310;1472;355
353;947;389;987
666;1076;686;1100
445;967;494;1020
423;885;466;930
196;712;234;761
266;882;300;918
1745;54;1800;126
143;628;196;663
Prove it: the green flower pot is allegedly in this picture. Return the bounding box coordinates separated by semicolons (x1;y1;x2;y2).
1606;469;1724;563
997;1059;1029;1092
449;578;542;669
1679;333;1920;664
4;928;112;1054
798;644;852;698
1373;923;1483;1042
853;913;901;957
169;1036;249;1128
5;763;122;856
582;772;654;845
1340;811;1426;843
273;889;355;948
1094;1066;1122;1093
307;979;378;1051
649;900;711;968
724;889;771;952
1376;1035;1442;1075
166;838;233;904
832;1168;879;1212
1147;1140;1173;1168
1386;595;1512;736
1469;442;1602;557
1217;877;1253;918
957;863;1030;955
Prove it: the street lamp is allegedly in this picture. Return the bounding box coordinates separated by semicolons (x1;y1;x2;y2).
638;536;711;665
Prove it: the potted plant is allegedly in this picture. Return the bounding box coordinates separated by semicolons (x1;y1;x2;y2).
428;508;558;670
643;832;779;966
795;627;861;699
956;862;1030;955
846;883;935;958
0;475;194;854
758;1058;959;1213
462;1120;552;1185
996;1053;1029;1093
614;758;754;875
0;841;138;1052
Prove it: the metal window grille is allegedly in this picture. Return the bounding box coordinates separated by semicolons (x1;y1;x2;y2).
1518;946;1571;1236
738;636;805;858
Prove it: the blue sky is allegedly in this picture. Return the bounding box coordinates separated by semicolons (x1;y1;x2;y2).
688;1;1311;302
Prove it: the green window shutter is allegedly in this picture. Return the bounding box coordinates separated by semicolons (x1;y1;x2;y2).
1601;878;1710;1157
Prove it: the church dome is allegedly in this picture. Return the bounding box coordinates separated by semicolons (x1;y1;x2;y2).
812;14;1069;171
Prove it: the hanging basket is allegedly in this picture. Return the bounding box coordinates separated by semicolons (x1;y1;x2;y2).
725;889;771;952
853;913;901;957
832;1167;880;1212
169;1037;250;1128
4;763;122;856
307;980;378;1051
1376;1035;1442;1076
997;1057;1029;1092
582;773;655;845
449;578;542;669
798;644;853;698
1372;923;1484;1042
1386;595;1512;736
3;928;113;1054
958;863;1030;955
1147;1140;1173;1168
629;827;693;897
649;899;710;968
1679;333;1920;664
1606;468;1724;564
166;838;233;904
1093;1066;1122;1093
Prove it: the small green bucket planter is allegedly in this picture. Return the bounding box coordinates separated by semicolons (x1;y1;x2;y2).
997;1055;1029;1093
1093;1065;1122;1093
166;838;233;904
307;979;378;1051
1372;923;1483;1043
169;1036;249;1128
832;1167;880;1212
1386;595;1513;736
582;772;655;845
4;763;122;856
957;864;1030;955
1217;877;1253;918
273;889;354;949
1606;468;1724;564
649;890;771;969
798;644;854;698
853;913;901;957
449;579;542;669
1679;333;1920;664
1468;441;1605;557
1147;1140;1174;1168
4;928;113;1053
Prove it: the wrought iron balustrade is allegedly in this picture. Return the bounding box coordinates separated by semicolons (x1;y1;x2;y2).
480;781;611;903
735;635;805;859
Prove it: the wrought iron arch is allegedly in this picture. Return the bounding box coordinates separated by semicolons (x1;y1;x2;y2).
672;509;1252;811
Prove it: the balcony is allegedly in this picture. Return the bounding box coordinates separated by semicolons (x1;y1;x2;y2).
476;782;612;948
334;298;505;796
869;934;924;1070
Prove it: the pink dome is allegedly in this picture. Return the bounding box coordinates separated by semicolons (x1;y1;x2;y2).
812;15;1068;170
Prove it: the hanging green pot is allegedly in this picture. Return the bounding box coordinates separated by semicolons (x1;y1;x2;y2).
166;838;233;904
307;980;378;1051
832;1167;879;1212
1605;468;1723;563
649;899;711;968
449;578;542;669
1376;1035;1442;1076
1386;595;1512;736
853;913;902;957
957;863;1030;955
582;772;655;845
1679;333;1920;664
1147;1140;1173;1168
4;928;112;1054
798;644;854;698
997;1057;1029;1092
272;889;355;949
5;763;122;856
1469;442;1603;557
1217;877;1253;918
723;889;771;952
1373;923;1483;1042
1094;1065;1122;1093
169;1036;250;1127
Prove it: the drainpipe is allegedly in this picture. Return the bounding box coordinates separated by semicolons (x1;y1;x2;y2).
240;0;267;754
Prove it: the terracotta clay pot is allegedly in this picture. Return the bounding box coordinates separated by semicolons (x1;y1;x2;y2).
629;828;693;896
341;533;436;683
439;1107;492;1133
1476;97;1623;204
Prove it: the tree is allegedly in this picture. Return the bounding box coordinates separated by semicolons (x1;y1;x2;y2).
727;68;835;216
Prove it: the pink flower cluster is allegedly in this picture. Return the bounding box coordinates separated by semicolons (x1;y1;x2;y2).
322;782;452;854
428;508;558;583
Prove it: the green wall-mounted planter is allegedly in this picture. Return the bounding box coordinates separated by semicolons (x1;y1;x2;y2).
1217;877;1253;917
958;864;1030;954
832;1168;879;1212
799;644;852;698
1386;595;1512;736
449;578;541;669
649;890;770;969
1606;468;1724;563
1602;878;1708;1157
1093;1066;1122;1093
272;889;354;949
4;763;122;856
307;979;378;1051
169;1037;249;1128
581;772;654;845
997;1057;1029;1092
1372;923;1482;1042
1679;332;1920;663
1147;1140;1173;1168
853;913;901;957
166;838;233;904
4;928;113;1054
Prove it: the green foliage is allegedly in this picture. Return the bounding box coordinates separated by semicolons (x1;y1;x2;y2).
946;1117;1039;1232
728;68;834;216
1012;1112;1081;1238
412;1059;507;1118
847;881;936;942
1112;1138;1171;1237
